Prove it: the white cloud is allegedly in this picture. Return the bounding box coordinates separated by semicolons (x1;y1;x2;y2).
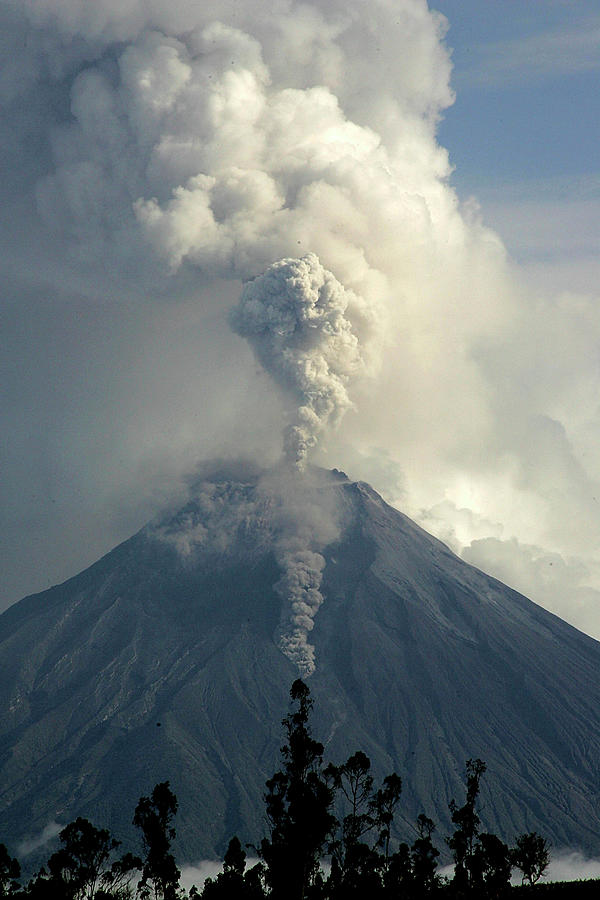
455;16;600;86
180;860;222;892
544;850;600;884
462;537;600;640
442;850;600;885
467;177;600;295
180;857;260;892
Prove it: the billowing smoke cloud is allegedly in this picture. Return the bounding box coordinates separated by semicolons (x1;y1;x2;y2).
267;467;341;675
231;253;364;468
152;466;341;675
274;546;325;675
2;0;600;660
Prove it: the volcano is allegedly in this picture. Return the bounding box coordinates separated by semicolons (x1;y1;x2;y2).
2;466;600;863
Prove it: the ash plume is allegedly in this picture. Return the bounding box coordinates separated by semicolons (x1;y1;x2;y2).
230;253;361;671
152;464;342;675
6;0;600;647
274;544;325;677
230;253;364;469
266;467;342;676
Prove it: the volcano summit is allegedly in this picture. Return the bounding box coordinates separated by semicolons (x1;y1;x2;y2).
2;466;600;862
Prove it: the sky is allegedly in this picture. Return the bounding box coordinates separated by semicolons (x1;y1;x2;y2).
2;0;600;642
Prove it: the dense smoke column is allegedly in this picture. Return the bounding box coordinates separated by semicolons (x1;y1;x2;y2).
265;468;340;678
152;468;339;677
274;544;326;677
231;254;359;672
230;253;363;470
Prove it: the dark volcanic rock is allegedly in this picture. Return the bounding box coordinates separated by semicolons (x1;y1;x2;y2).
2;467;600;863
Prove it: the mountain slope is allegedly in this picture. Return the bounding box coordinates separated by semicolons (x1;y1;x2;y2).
1;467;600;862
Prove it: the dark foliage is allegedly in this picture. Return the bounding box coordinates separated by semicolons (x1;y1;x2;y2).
26;817;140;900
511;833;551;886
447;758;488;893
133;781;182;900
325;751;403;899
259;679;337;900
0;843;20;897
410;814;441;896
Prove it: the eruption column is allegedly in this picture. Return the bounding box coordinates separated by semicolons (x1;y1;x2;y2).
231;254;363;673
274;543;326;677
230;252;363;470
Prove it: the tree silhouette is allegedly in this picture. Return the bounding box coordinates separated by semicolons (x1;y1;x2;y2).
133;782;181;900
201;836;265;900
324;748;402;898
383;841;412;898
372;773;403;868
410;814;440;897
260;679;337;900
27;817;139;900
511;832;550;886
326;750;376;894
447;758;487;894
0;843;20;897
477;832;511;899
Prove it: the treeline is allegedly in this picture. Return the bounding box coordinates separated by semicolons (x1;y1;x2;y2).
0;679;554;899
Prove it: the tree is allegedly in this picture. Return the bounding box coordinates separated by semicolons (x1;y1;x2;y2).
410;814;440;896
381;814;441;900
222;837;246;879
511;832;550;886
260;679;337;900
325;752;403;898
103;852;144;898
383;842;412;898
331;752;374;848
201;837;265;900
133;782;182;900
372;773;402;867
26;818;139;900
477;833;511;898
0;843;20;897
447;758;487;894
326;750;377;895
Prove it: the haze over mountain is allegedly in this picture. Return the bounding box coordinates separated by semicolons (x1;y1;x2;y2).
2;464;600;864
